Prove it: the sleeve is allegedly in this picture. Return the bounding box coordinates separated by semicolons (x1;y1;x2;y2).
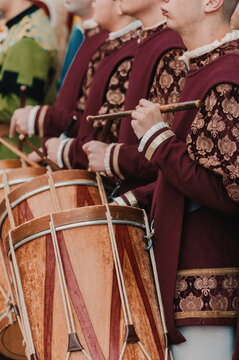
148;48;186;126
115;181;156;213
103;48;187;182
0;37;58;122
138;85;239;214
61;58;135;169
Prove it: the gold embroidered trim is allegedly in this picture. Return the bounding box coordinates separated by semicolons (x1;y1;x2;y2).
38;105;48;138
175;310;237;320
124;191;138;207
63;139;74;169
113;143;125;180
177;267;239;277
145;129;174;161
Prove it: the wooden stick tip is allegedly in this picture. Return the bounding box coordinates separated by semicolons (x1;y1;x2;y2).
20;85;27;92
195;100;202;108
86;115;92;122
18;134;25;141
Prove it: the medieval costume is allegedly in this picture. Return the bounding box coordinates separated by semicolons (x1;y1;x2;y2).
116;30;239;360
27;23;109;141
46;21;142;169
0;2;58;158
102;21;186;195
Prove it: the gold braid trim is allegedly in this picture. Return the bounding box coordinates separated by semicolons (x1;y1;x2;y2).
112;143;125;180
124;191;138;207
177;267;239;277
145;129;174;161
175;310;237;320
38;105;49;138
62;139;74;169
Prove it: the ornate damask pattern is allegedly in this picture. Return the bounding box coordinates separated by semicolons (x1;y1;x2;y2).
187;83;239;202
77;28;138;115
137;22;167;44
93;58;134;141
148;48;186;126
174;268;238;320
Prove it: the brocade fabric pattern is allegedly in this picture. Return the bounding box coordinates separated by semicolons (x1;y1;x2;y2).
148;48;186;126
174;269;238;321
186;40;239;202
77;27;138;116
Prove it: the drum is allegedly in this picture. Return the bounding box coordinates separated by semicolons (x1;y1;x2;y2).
0;169;112;243
0;243;26;359
0;163;45;359
4;205;166;360
0;167;46;203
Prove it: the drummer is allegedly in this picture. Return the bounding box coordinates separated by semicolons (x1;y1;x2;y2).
9;0;141;168
0;0;58;158
113;0;239;359
82;0;186;196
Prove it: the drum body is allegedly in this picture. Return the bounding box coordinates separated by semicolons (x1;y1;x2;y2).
0;169;112;243
0;243;26;360
0;164;46;359
5;206;166;360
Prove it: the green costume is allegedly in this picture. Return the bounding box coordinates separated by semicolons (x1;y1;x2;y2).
0;3;58;159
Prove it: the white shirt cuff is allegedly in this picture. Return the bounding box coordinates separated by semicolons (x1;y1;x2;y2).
57;138;70;168
113;196;127;206
28;106;40;137
138;122;169;152
104;143;116;177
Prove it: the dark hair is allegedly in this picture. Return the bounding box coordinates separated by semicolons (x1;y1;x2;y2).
222;0;239;21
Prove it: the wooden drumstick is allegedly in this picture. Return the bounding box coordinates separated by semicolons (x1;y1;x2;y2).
18;85;27;154
0;136;42;168
19;134;60;171
86;99;202;122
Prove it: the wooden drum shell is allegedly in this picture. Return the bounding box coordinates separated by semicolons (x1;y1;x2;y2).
5;206;166;360
0;169;112;244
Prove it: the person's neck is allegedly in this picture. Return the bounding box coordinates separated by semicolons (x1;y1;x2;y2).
78;7;94;21
180;19;231;51
107;16;135;33
137;6;165;28
5;1;30;20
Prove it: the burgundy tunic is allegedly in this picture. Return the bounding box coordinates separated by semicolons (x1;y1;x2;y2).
137;49;239;359
34;27;109;138
62;35;138;169
107;26;186;194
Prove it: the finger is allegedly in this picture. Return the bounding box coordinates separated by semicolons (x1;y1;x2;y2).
138;98;152;107
9;116;16;138
82;142;89;153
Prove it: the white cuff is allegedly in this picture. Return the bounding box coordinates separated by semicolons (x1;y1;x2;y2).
138;122;169;152
113;197;127;206
104;143;116;177
57;138;70;168
28;106;40;137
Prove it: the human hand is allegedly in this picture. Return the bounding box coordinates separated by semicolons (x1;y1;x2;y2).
131;99;163;139
9;106;33;138
45;138;62;163
82;140;108;172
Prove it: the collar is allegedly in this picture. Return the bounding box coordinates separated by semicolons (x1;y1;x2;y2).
142;19;167;32
109;20;142;40
180;30;239;69
82;19;98;30
6;4;39;29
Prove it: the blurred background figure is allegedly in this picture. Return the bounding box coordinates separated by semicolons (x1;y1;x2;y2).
40;0;68;71
58;0;94;90
0;0;58;158
231;2;239;29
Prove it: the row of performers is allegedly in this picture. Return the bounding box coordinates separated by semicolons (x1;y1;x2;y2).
5;0;239;359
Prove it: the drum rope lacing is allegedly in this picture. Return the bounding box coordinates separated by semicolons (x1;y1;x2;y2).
48;171;93;360
3;170;35;359
96;172;153;360
143;211;174;360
